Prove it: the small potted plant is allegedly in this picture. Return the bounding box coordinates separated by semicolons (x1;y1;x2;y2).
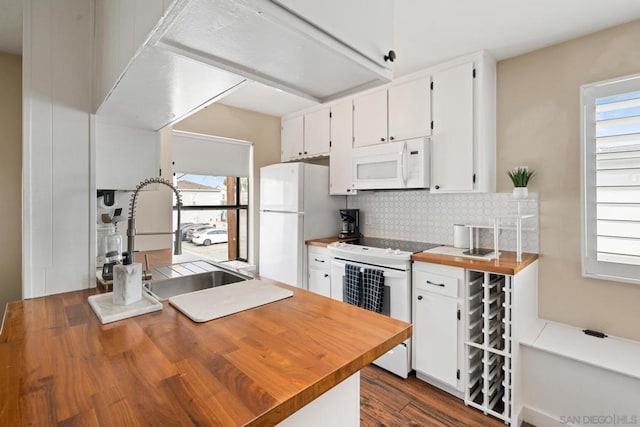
507;166;535;199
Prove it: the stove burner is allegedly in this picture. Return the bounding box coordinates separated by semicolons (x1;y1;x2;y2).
347;237;440;254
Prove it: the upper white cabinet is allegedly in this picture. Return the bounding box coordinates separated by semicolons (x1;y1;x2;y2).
94;117;160;190
304;108;331;157
353;89;388;147
431;62;474;193
431;54;496;193
281;109;330;162
353;76;432;148
283;51;496;193
329;100;356;195
281;115;304;161
388;76;432;142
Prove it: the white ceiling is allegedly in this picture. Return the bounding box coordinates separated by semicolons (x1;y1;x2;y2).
3;0;640;117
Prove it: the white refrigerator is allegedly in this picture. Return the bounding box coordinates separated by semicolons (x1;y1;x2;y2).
259;162;344;287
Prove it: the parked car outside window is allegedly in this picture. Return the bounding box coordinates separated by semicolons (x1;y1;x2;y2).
192;229;228;246
186;225;216;242
181;223;208;240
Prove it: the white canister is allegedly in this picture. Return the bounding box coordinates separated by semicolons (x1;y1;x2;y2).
113;263;142;305
453;224;470;248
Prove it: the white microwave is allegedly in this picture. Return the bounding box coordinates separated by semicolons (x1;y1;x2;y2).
352;138;430;190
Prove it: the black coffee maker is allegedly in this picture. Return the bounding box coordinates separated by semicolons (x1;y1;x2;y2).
338;209;360;238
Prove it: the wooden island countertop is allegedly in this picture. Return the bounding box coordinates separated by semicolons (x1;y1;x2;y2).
0;269;411;425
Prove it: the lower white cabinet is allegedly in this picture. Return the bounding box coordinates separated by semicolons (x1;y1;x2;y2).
308;267;331;298
414;289;459;387
412;262;465;395
307;245;331;297
412;259;539;426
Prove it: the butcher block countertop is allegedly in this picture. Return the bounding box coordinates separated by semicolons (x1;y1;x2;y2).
0;276;411;425
412;250;538;275
305;236;357;248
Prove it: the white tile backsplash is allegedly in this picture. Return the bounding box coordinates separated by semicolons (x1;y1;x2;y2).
347;191;538;253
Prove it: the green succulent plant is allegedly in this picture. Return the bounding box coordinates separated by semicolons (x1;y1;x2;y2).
507;166;535;187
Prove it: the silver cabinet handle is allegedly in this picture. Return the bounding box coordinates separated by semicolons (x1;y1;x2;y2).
427;280;445;287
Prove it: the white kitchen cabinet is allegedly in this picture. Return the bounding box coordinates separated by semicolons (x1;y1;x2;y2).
388;76;431;141
281;115;304;162
94;117;160;190
353;89;388;147
431;62;474;193
412;262;465;396
414;289;459;387
329;100;356;195
304;107;331;157
307;245;331;296
430;53;496;193
308;267;331;298
353;77;431;148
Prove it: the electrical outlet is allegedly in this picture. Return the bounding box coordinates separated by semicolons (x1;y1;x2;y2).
365;214;372;225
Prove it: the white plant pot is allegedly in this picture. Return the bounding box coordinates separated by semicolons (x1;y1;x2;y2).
512;187;528;199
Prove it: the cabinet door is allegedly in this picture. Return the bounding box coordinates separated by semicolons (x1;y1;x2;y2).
353;89;387;147
95;119;160;190
281;115;304;161
329;100;356;195
414;290;459;388
308;268;331;298
304;107;331;157
431;62;474;192
388;76;431;141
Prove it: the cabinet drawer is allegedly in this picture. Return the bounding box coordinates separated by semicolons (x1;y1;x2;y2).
308;246;330;270
413;269;459;298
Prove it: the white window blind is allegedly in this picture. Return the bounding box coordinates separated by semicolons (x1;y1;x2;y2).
172;130;252;177
581;73;640;284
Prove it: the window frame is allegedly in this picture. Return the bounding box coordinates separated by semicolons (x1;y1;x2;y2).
174;175;249;262
580;72;640;285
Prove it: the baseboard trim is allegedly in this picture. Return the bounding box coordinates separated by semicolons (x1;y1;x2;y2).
522;405;577;427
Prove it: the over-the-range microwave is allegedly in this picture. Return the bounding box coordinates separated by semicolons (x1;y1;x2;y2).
352;137;430;190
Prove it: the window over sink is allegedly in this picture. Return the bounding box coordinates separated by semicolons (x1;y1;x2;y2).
581;73;640;284
174;173;249;262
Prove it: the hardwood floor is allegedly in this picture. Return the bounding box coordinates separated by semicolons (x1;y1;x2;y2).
360;365;529;426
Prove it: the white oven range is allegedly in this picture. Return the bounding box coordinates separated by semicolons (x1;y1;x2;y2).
328;238;440;378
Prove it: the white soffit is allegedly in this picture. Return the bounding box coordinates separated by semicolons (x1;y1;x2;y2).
218;81;318;117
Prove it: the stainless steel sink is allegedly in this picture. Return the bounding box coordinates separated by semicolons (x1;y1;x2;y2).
144;264;251;301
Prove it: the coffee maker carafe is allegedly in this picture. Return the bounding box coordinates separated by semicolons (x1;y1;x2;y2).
338;209;360;238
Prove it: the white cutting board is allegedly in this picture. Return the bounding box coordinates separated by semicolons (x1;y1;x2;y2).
168;279;293;323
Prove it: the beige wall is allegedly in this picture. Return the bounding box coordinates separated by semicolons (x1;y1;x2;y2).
497;19;640;340
0;52;22;319
173;103;281;264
